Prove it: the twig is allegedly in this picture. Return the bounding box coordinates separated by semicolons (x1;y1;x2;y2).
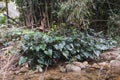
3;14;21;25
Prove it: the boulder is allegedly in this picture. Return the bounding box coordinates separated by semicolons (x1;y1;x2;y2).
110;60;120;68
98;62;110;69
100;51;120;61
83;61;90;67
91;63;100;69
66;64;81;72
116;55;120;61
72;61;86;69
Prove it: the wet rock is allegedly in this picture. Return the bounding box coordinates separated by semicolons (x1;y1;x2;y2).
110;60;120;68
72;61;86;69
66;64;81;72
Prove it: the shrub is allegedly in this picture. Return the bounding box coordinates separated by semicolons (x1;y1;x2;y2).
19;29;116;71
0;26;116;71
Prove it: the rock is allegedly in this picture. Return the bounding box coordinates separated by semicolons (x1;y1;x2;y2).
72;61;86;69
66;64;81;72
61;77;67;80
98;62;110;69
19;67;29;73
3;2;20;19
110;60;120;68
91;63;100;69
59;65;66;72
83;61;90;67
100;51;120;61
90;62;110;70
116;55;120;61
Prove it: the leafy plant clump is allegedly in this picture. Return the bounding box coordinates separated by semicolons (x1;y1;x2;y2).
0;26;116;71
19;29;116;71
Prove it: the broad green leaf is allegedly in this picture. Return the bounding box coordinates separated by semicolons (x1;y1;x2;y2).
54;41;65;50
19;56;27;65
83;52;90;58
62;51;69;59
44;49;53;57
40;44;46;50
95;44;108;50
94;50;100;57
66;45;72;51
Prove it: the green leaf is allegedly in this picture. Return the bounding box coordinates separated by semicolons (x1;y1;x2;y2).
95;44;108;50
66;45;72;51
83;52;90;58
44;49;53;57
36;65;43;72
19;56;27;65
33;34;39;40
76;55;82;60
59;41;65;50
40;44;46;50
94;50;100;57
54;41;65;51
24;34;30;40
36;46;40;51
62;51;69;59
54;44;59;50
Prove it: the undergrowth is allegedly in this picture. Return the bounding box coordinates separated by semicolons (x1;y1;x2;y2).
0;26;116;71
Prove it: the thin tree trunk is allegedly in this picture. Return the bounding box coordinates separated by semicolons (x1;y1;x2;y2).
5;0;9;27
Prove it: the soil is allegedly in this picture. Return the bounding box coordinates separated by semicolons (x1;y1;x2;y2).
0;67;120;80
0;47;120;80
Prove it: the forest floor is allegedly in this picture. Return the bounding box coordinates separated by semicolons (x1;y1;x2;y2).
0;46;120;80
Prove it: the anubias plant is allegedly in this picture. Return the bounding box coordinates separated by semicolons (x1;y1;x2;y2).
19;29;116;71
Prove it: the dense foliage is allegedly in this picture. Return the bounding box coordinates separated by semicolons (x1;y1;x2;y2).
19;30;116;71
0;26;116;71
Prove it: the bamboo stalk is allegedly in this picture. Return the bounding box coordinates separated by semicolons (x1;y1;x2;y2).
5;0;9;27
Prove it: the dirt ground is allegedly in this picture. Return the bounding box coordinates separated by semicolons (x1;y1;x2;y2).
0;67;120;80
0;47;120;80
